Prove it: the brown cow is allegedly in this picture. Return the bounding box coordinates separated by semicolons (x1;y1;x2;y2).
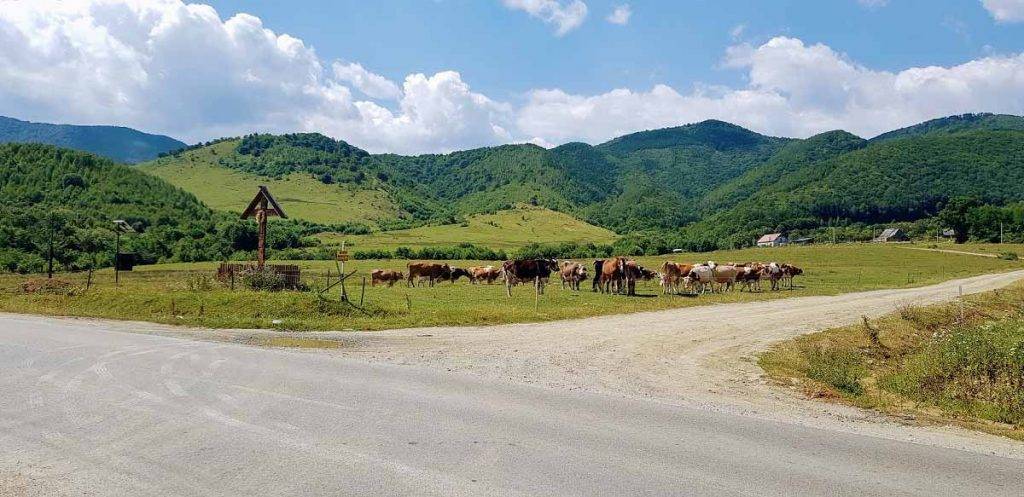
370;269;403;287
468;265;501;284
406;262;451;287
559;261;588;291
659;262;694;295
599;257;638;295
502;259;558;296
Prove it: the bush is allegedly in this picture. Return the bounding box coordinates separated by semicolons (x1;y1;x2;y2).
20;278;77;296
354;249;394;260
184;273;215;291
998;251;1019;261
240;268;287;291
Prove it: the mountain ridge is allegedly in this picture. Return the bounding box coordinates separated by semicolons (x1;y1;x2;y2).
0;116;186;164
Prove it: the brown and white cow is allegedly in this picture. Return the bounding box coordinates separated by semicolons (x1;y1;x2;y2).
467;265;501;284
406;262;451;287
763;262;785;291
559;261;588;291
501;259;559;296
781;264;803;289
736;263;764;292
370;269;403;287
659;262;694;295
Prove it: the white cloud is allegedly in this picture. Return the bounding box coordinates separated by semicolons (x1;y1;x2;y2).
502;0;588;35
981;0;1024;22
332;62;401;101
0;0;510;154
2;1;1023;155
517;37;1024;143
606;4;631;25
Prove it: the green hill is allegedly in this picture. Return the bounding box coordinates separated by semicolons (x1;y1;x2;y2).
141;139;402;226
318;205;617;251
134;113;1024;252
0;116;186;163
871;113;1024;143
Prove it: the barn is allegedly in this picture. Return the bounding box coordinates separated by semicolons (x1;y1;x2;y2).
756;233;788;247
873;228;910;243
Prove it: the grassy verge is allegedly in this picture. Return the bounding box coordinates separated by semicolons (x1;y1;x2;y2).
0;244;1018;332
760;281;1024;440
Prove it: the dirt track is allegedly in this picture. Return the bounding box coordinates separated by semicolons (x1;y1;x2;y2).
334;269;1024;456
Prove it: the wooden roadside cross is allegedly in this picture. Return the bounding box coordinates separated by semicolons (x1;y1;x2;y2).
240;186;288;269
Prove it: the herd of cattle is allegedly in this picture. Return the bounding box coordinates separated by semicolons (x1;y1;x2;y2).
369;258;804;297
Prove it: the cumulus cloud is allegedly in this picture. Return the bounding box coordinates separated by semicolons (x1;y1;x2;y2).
606;4;632;25
332;62;402;101
981;0;1024;22
0;0;511;154
502;0;588;35
517;37;1024;143
2;1;1023;155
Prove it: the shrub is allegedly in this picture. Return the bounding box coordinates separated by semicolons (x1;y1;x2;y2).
20;278;77;296
240;268;287;291
998;251;1019;261
354;249;394;260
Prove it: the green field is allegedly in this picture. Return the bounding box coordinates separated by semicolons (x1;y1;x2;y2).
317;205;618;250
140;140;401;225
1;244;1018;332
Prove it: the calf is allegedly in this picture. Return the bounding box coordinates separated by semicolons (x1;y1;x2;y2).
468;265;501;284
370;269;403;287
559;261;588;291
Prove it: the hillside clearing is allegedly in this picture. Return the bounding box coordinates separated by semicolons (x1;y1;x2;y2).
317;205;617;250
140;140;401;225
0;244;1017;332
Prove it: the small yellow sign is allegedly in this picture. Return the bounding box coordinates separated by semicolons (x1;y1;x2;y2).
336;250;350;262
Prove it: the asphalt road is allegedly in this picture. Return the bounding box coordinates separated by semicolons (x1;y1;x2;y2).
1;315;1022;496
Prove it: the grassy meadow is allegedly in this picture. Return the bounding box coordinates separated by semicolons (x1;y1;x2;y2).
317;205;618;251
140;140;400;225
0;244;1018;332
760;280;1024;440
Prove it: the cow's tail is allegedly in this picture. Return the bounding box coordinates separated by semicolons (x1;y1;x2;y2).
660;261;672;274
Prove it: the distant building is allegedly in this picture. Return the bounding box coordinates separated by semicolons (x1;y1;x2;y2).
756;233;789;247
941;229;956;238
791;237;814;245
873;228;910;243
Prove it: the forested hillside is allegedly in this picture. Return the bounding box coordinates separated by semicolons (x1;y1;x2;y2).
0;143;338;272
0;116;186;163
136;112;1024;253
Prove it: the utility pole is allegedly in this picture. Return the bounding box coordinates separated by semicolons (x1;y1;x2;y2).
46;214;54;279
1000;222;1004;244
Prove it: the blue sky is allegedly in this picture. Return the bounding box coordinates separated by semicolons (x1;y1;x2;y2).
202;0;1024;100
1;1;1023;153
